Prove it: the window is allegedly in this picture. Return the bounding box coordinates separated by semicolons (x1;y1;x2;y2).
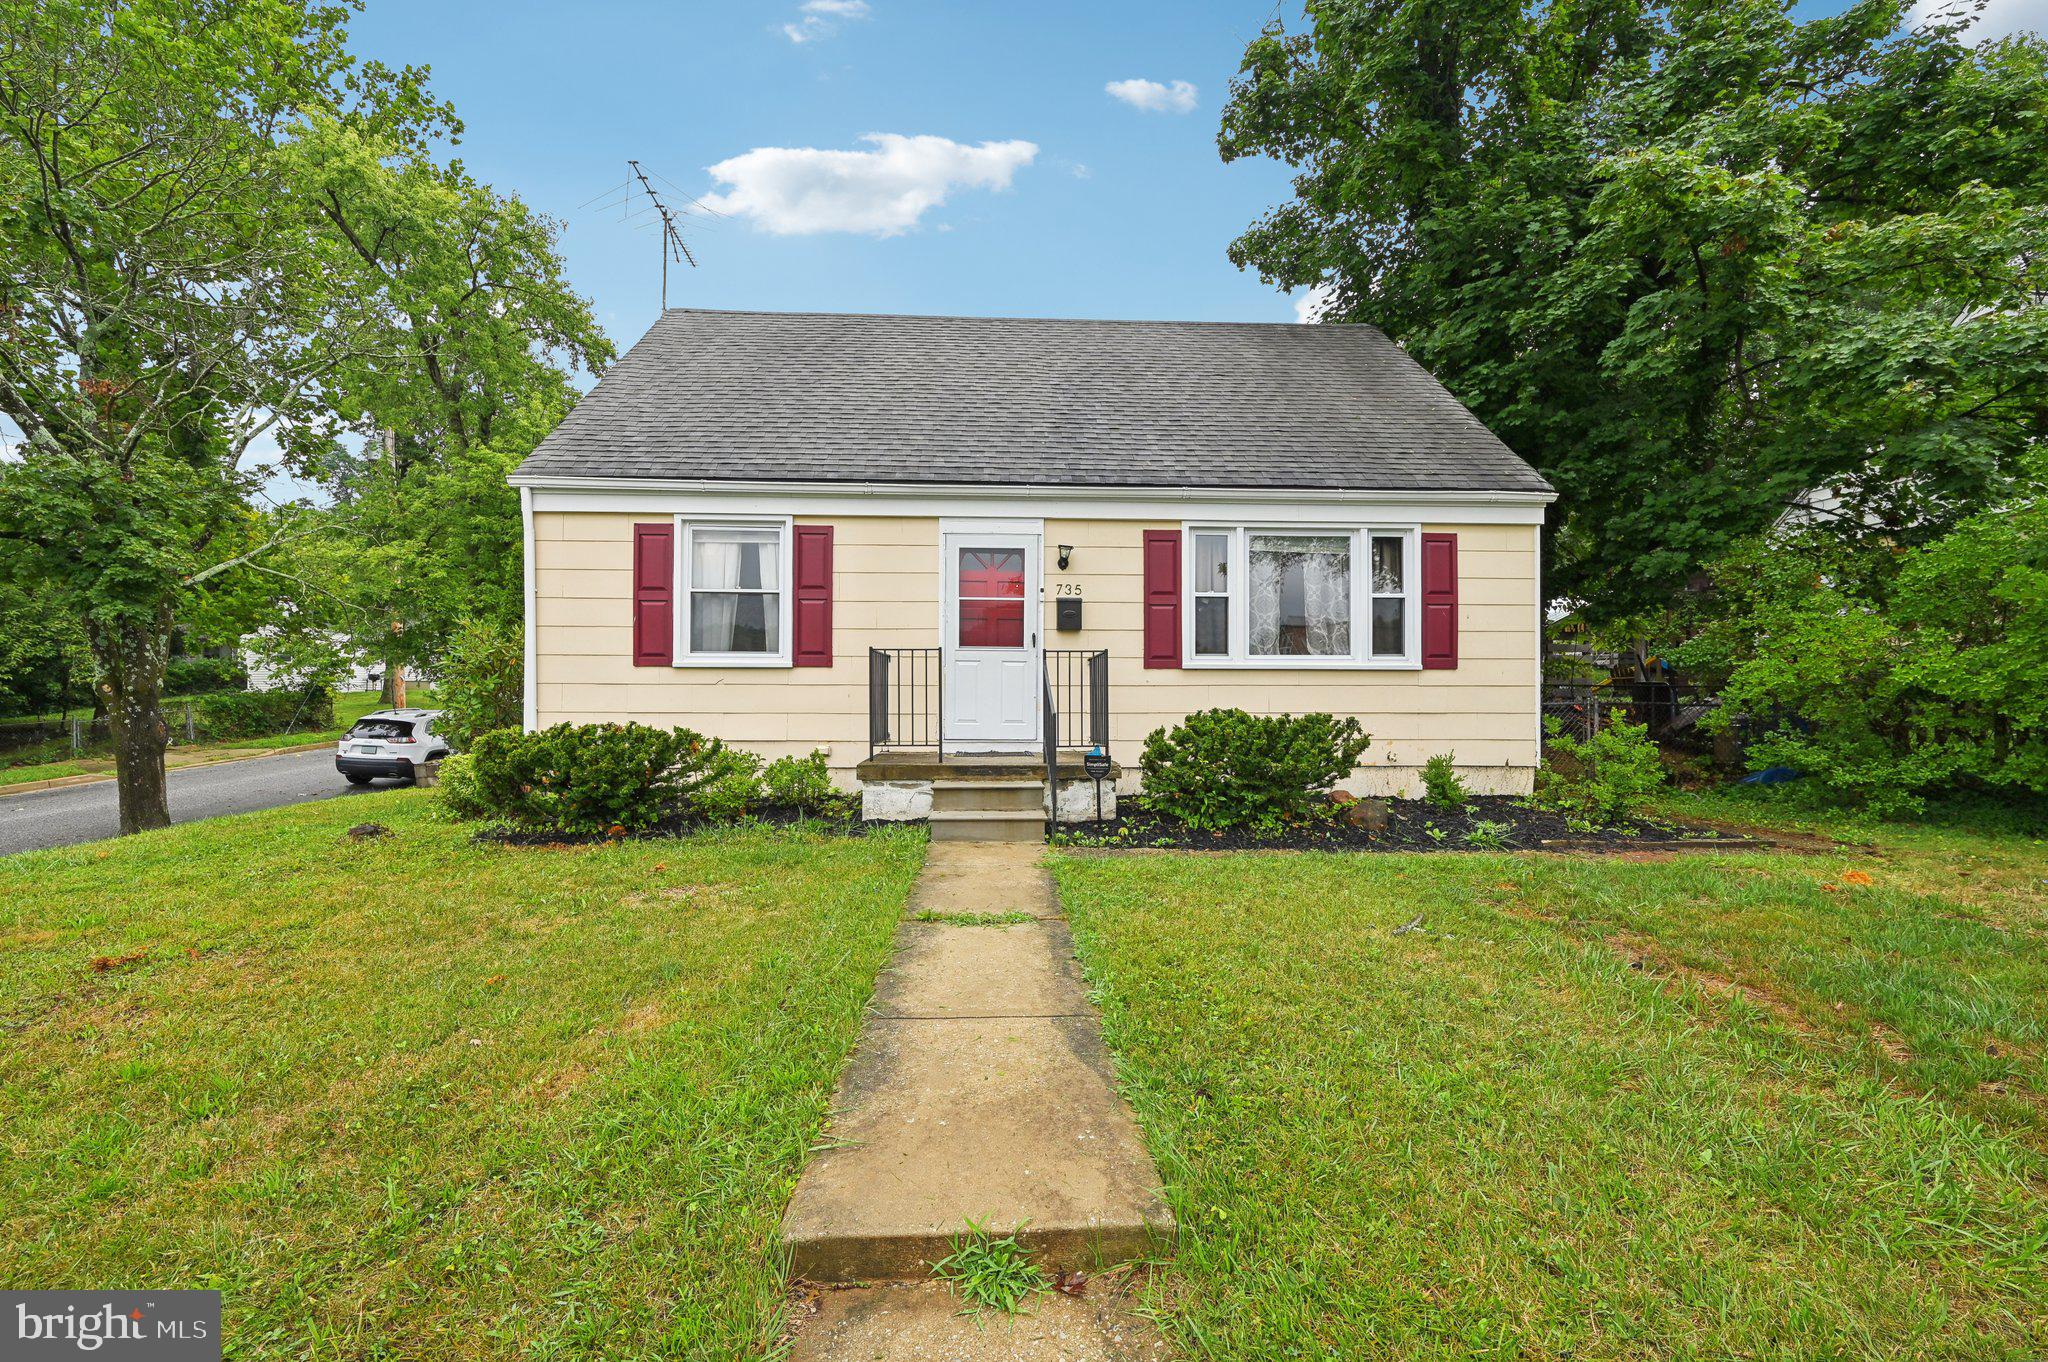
678;521;791;664
1184;525;1417;667
1192;532;1230;656
956;547;1026;647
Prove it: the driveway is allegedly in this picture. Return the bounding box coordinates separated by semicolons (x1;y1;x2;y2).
0;749;391;856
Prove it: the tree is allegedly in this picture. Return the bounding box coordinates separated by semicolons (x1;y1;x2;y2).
1221;0;2048;618
279;120;610;698
0;0;450;831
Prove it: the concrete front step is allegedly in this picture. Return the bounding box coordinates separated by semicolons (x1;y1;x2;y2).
930;777;1046;815
780;841;1175;1284
929;809;1045;843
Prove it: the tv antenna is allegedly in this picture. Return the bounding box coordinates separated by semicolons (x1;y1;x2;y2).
628;159;697;309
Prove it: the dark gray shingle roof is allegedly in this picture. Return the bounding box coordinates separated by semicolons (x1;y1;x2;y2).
513;309;1552;494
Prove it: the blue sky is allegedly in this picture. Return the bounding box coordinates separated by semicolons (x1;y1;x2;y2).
345;0;2046;363
345;0;1311;355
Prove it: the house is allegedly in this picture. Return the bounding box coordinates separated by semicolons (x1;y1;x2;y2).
510;309;1555;834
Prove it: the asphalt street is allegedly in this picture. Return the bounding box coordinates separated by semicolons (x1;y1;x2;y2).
0;748;390;856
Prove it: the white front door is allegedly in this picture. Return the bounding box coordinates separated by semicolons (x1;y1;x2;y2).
942;530;1041;748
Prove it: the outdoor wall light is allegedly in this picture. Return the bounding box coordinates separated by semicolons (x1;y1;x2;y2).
1057;545;1073;570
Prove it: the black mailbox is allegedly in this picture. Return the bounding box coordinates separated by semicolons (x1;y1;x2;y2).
1055;595;1083;631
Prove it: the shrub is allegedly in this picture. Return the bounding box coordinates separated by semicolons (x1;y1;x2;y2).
1681;487;2048;812
763;750;852;816
433;752;489;821
692;748;765;822
435;618;524;749
1536;717;1665;822
164;656;247;696
463;723;726;835
1419;752;1469;808
1139;708;1370;832
187;686;332;740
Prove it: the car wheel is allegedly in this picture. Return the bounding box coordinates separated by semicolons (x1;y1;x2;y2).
345;773;374;786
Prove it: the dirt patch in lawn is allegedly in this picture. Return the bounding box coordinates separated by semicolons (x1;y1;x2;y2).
1606;931;1922;1066
1053;796;1763;855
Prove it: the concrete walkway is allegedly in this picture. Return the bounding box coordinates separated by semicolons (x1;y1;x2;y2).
781;840;1176;1357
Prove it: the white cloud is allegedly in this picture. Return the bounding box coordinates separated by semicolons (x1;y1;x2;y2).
701;134;1038;236
1105;78;1198;114
1910;0;2047;41
1293;282;1336;324
781;0;870;43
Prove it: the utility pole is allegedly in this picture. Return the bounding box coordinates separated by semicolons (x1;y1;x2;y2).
629;160;696;309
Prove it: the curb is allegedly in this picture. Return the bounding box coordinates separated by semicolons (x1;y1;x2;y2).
0;740;336;799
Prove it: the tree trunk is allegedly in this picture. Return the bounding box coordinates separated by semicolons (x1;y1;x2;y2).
380;655;408;708
88;614;172;834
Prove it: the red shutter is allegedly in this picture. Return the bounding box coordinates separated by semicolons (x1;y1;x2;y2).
632;522;673;666
1142;529;1182;669
792;524;834;667
1421;532;1458;670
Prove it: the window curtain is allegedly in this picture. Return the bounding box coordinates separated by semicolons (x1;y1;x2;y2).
690;532;777;653
1249;535;1351;656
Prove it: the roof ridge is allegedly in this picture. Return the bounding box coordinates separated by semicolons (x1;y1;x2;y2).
659;306;1385;333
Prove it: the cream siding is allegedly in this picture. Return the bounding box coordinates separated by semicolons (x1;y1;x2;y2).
532;508;1542;795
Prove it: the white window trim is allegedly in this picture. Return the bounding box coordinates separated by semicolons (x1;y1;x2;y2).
671;515;795;668
1181;523;1422;670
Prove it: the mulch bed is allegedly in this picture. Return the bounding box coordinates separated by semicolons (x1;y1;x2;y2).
1050;795;1764;854
472;804;867;847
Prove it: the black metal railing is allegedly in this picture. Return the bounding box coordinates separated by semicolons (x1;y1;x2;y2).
1042;658;1059;834
1045;649;1109;750
869;647;943;759
868;646;1110;765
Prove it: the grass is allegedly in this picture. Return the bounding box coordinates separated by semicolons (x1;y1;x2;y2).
0;792;925;1357
929;1220;1050;1315
0;760;90;788
0;690;436;785
1052;811;2048;1360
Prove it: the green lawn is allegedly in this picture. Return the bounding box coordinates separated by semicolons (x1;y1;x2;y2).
1053;814;2048;1360
0;793;924;1357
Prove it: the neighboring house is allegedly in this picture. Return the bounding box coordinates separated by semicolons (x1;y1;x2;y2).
510;309;1555;828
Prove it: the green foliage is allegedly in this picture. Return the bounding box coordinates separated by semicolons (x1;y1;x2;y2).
163;657;248;697
763;750;853;817
1221;0;2048;619
434;618;523;750
1683;486;2048;814
692;748;766;823
0;587;92;718
462;723;725;835
1140;708;1371;832
1420;752;1469;809
930;1220;1048;1315
1462;819;1512;850
430;752;487;821
188;687;333;741
1537;718;1666;822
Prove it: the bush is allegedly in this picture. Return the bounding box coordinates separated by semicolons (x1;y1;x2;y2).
435;618;524;750
433;752;489;821
1420;752;1469;808
763;750;853;816
187;686;332;740
692;748;765;822
463;723;727;835
1139;708;1370;832
1536;717;1665;822
1681;487;2048;812
164;656;247;696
